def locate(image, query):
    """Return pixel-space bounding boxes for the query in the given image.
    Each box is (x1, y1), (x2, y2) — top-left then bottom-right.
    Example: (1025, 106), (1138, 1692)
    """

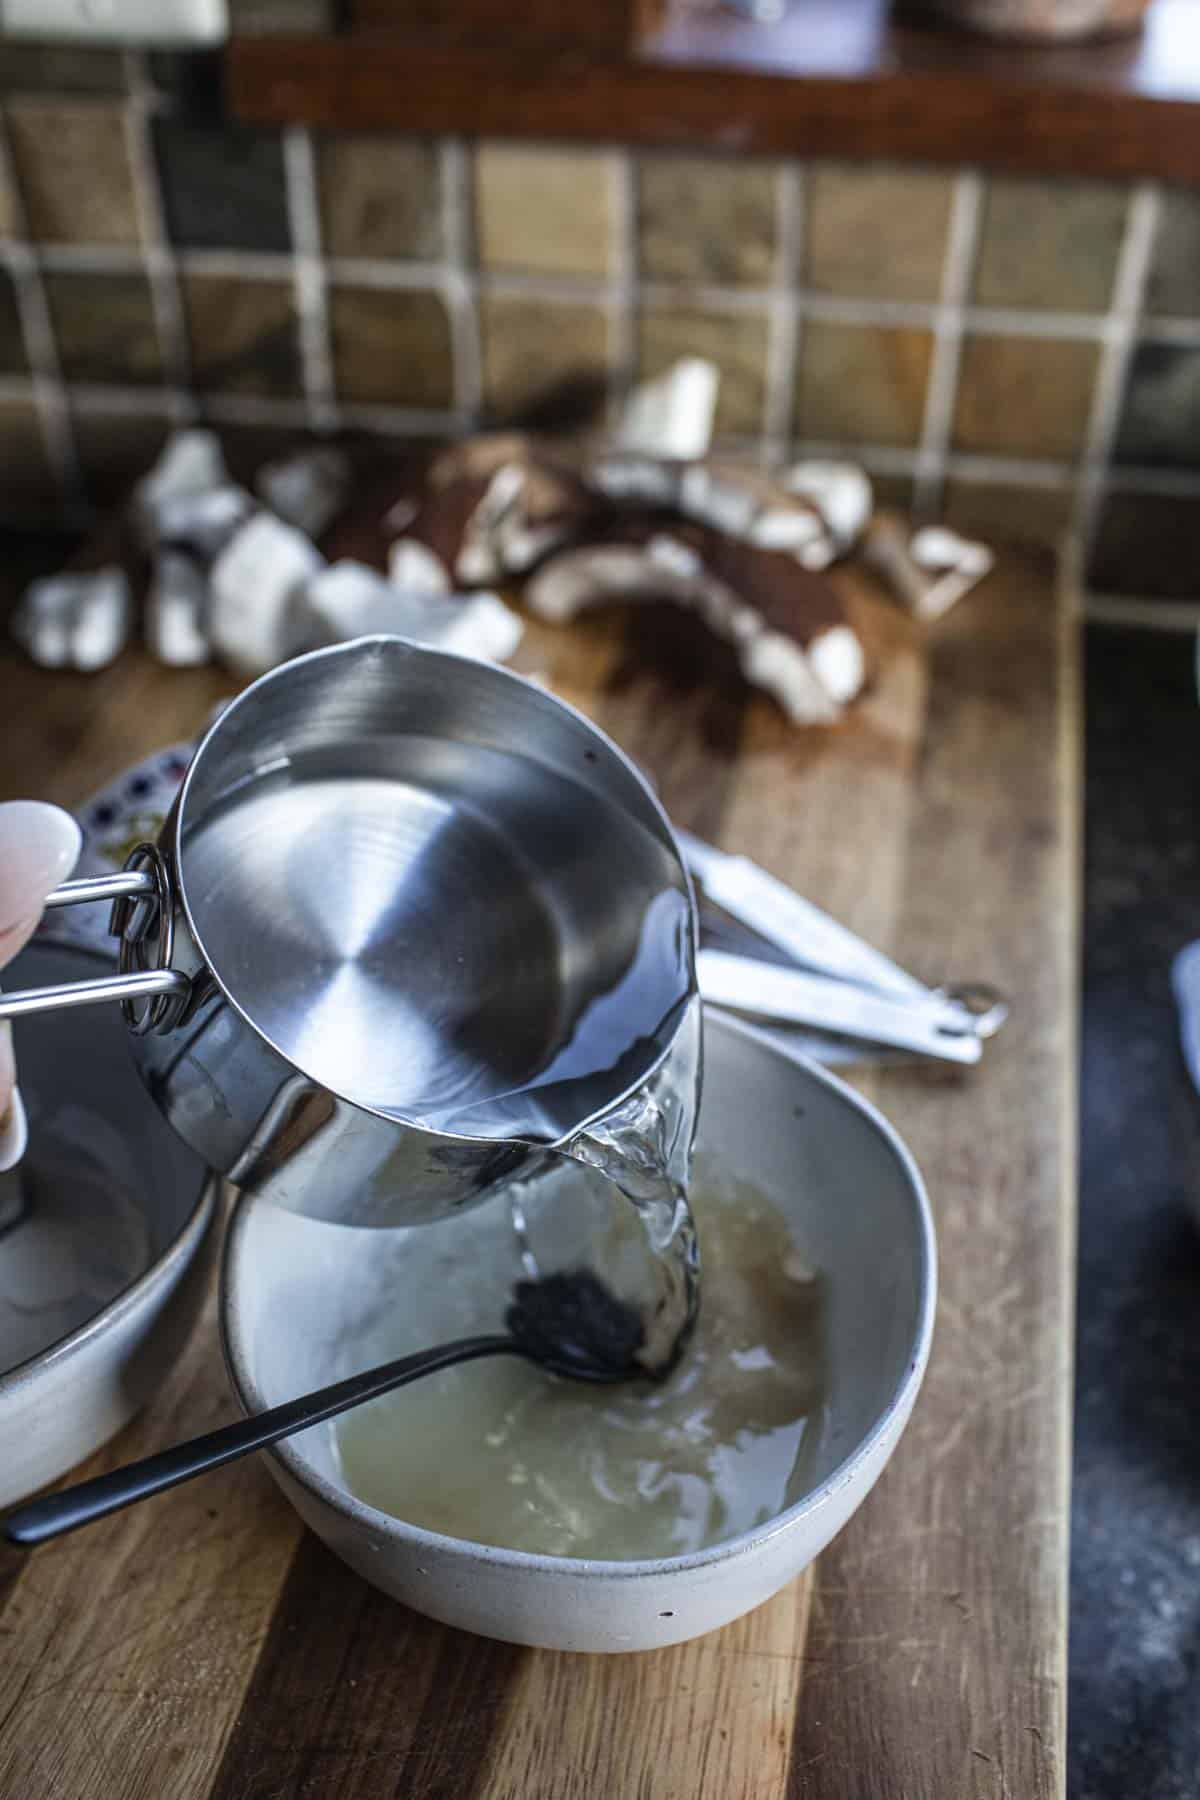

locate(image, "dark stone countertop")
(1071, 624), (1200, 1799)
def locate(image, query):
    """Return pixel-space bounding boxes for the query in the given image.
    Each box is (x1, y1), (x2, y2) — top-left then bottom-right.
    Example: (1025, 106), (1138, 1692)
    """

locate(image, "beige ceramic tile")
(182, 275), (301, 397)
(797, 320), (933, 446)
(6, 101), (140, 246)
(1144, 188), (1200, 319)
(318, 135), (441, 261)
(0, 399), (57, 511)
(44, 272), (162, 386)
(480, 293), (609, 420)
(638, 305), (768, 437)
(941, 479), (1074, 547)
(638, 153), (777, 288)
(329, 285), (454, 407)
(806, 162), (953, 302)
(973, 177), (1127, 313)
(475, 143), (614, 279)
(953, 335), (1099, 460)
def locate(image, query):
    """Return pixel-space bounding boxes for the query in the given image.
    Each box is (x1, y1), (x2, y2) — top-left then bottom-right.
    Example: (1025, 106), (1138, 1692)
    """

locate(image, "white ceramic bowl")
(0, 939), (218, 1508)
(221, 1013), (935, 1652)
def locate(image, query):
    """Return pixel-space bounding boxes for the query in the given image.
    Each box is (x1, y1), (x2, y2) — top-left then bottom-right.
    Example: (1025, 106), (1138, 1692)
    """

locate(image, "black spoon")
(3, 1269), (646, 1549)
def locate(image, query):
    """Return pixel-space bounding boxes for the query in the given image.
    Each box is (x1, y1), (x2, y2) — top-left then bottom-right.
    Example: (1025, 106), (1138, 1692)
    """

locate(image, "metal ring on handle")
(111, 844), (178, 1036)
(934, 982), (1010, 1041)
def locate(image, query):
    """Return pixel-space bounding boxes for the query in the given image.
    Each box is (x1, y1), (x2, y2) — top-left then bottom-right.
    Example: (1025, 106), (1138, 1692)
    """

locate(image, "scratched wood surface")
(0, 543), (1077, 1799)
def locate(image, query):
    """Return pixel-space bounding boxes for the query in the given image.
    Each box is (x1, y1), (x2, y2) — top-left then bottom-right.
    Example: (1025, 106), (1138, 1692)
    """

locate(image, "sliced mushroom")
(301, 559), (522, 664)
(783, 462), (874, 563)
(586, 453), (683, 512)
(388, 448), (598, 587)
(863, 513), (994, 622)
(131, 429), (230, 548)
(388, 537), (453, 597)
(152, 484), (256, 564)
(583, 457), (841, 571)
(613, 358), (719, 461)
(146, 550), (211, 667)
(256, 445), (350, 540)
(13, 567), (132, 672)
(526, 520), (864, 724)
(209, 512), (323, 676)
(436, 592), (524, 664)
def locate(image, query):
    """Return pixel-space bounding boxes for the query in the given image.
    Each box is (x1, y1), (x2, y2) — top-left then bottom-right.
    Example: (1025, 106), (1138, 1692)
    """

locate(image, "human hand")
(0, 802), (83, 1171)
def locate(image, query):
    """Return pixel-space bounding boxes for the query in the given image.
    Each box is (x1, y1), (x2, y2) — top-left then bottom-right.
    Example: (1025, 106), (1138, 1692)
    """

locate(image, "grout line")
(34, 244), (151, 273)
(1085, 592), (1200, 631)
(1072, 183), (1161, 559)
(198, 391), (471, 435)
(789, 439), (923, 477)
(283, 125), (337, 433)
(33, 380), (177, 416)
(0, 117), (83, 508)
(441, 137), (483, 423)
(122, 50), (194, 425)
(338, 401), (473, 436)
(762, 162), (804, 463)
(22, 234), (1200, 348)
(1136, 313), (1200, 346)
(1104, 460), (1200, 495)
(641, 278), (813, 318)
(943, 451), (1074, 487)
(955, 306), (1109, 342)
(16, 365), (1194, 493)
(191, 392), (312, 428)
(913, 169), (984, 514)
(608, 149), (638, 420)
(9, 360), (1200, 496)
(314, 253), (455, 292)
(178, 247), (303, 281)
(11, 373), (1200, 498)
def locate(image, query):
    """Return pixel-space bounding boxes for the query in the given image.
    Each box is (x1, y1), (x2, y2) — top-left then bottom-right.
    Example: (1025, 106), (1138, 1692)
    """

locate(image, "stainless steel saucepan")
(0, 637), (697, 1228)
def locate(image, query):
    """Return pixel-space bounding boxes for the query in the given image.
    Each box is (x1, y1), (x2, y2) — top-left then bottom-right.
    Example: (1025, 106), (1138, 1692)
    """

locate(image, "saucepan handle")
(0, 844), (191, 1034)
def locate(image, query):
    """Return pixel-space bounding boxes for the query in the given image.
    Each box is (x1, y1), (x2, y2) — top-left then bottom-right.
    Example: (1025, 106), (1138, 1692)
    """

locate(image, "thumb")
(0, 802), (83, 1171)
(0, 801), (82, 964)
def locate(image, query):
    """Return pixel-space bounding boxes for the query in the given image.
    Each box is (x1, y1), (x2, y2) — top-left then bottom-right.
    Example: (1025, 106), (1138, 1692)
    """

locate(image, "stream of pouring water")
(513, 995), (704, 1377)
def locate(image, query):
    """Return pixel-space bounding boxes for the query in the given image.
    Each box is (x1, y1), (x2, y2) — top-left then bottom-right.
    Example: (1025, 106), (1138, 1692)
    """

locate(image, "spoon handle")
(4, 1333), (517, 1547)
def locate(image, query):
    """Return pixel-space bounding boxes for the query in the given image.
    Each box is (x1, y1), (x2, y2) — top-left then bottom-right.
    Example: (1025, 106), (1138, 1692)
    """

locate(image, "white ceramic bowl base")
(222, 1013), (936, 1652)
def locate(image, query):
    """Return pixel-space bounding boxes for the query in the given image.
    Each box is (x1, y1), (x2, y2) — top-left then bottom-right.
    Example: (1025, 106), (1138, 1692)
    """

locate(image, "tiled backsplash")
(1, 41), (1199, 603)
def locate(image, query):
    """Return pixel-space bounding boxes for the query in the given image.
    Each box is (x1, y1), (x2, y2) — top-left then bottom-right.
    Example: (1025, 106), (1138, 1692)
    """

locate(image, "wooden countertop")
(0, 543), (1078, 1799)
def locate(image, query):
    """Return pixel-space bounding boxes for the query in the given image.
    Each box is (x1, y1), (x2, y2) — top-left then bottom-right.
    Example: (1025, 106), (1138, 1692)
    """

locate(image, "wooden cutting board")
(0, 543), (1077, 1800)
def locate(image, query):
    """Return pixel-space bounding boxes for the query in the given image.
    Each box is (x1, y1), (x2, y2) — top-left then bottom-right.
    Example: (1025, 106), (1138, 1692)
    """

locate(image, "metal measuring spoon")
(2, 1269), (646, 1549)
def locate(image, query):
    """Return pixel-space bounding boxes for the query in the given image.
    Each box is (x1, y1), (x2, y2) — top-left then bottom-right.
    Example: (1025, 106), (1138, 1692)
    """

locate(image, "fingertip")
(0, 802), (83, 931)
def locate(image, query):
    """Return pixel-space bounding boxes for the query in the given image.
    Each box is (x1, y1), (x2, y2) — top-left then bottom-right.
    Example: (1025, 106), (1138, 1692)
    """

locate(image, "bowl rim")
(220, 1012), (937, 1580)
(0, 935), (219, 1395)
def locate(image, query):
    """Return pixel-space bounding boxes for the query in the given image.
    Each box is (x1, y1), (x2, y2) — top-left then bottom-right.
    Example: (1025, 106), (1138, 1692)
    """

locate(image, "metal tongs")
(677, 828), (1008, 1066)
